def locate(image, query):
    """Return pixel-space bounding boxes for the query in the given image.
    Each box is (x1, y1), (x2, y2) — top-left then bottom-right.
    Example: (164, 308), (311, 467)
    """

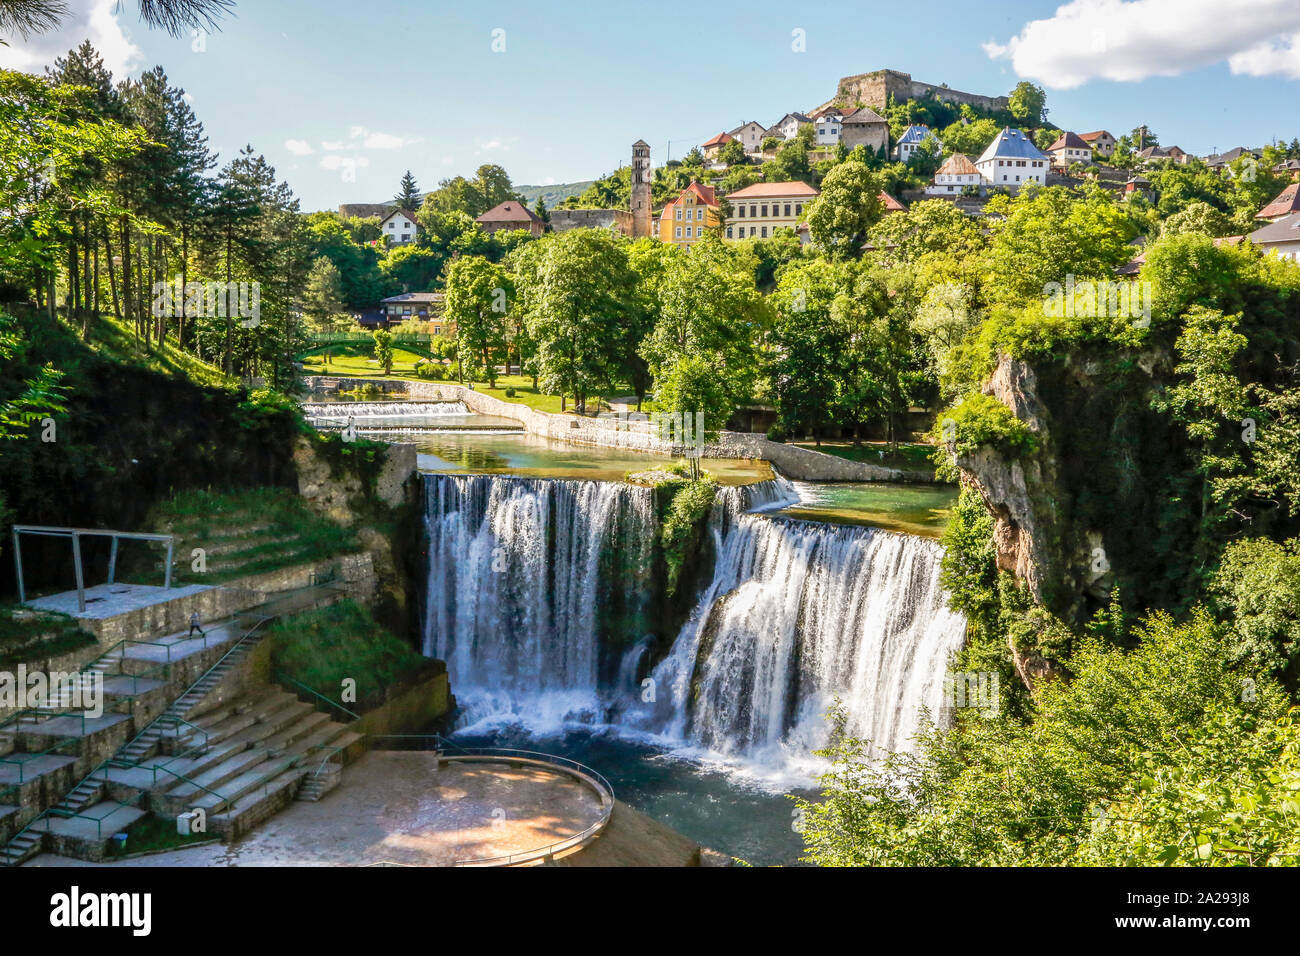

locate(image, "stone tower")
(631, 139), (652, 238)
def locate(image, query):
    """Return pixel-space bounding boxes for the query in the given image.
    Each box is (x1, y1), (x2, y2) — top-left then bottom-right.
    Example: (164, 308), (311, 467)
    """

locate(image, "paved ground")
(28, 751), (606, 867)
(27, 583), (214, 620)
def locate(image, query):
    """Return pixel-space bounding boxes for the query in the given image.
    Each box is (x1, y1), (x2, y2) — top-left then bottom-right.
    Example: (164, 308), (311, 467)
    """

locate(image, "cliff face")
(955, 346), (1181, 635)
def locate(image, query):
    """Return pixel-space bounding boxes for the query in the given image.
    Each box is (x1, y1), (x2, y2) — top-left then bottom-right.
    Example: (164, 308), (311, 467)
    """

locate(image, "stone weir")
(303, 376), (913, 483)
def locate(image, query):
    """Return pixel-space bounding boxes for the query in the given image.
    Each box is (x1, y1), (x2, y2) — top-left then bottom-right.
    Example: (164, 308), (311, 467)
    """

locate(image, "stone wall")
(549, 209), (632, 235)
(833, 69), (1008, 113)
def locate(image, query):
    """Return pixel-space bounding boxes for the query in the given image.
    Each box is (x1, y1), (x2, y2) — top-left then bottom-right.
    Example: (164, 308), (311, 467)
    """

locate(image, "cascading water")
(421, 472), (965, 780)
(302, 401), (472, 427)
(632, 483), (966, 775)
(422, 473), (656, 733)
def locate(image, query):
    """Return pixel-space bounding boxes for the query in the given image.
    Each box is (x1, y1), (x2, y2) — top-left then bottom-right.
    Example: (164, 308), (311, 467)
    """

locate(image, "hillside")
(516, 180), (593, 207)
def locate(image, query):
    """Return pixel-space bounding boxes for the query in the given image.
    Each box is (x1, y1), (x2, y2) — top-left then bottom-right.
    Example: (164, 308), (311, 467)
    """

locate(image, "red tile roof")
(1257, 183), (1300, 220)
(702, 132), (733, 148)
(1047, 131), (1090, 151)
(726, 181), (820, 199)
(879, 192), (906, 212)
(936, 153), (980, 176)
(476, 201), (541, 223)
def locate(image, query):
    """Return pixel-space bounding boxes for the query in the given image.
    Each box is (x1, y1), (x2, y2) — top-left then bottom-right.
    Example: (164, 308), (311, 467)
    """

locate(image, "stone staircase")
(101, 687), (362, 836)
(0, 582), (359, 866)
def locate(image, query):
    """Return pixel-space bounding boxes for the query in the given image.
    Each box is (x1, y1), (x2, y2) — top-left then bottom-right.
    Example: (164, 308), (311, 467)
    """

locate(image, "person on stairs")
(188, 610), (205, 638)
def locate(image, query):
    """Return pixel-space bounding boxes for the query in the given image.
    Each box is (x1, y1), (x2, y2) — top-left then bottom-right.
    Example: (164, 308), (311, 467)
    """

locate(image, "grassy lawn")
(469, 375), (626, 416)
(300, 344), (428, 378)
(794, 441), (938, 475)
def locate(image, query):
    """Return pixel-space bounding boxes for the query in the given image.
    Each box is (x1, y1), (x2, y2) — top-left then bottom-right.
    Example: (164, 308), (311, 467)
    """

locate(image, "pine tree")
(394, 169), (420, 210)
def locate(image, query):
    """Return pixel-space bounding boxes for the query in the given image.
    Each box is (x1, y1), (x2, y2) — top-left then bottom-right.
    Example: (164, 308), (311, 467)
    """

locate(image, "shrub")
(934, 392), (1038, 459)
(504, 387), (516, 398)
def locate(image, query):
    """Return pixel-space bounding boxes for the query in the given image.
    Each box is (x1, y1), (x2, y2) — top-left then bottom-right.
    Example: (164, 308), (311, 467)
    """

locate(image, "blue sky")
(5, 0), (1299, 211)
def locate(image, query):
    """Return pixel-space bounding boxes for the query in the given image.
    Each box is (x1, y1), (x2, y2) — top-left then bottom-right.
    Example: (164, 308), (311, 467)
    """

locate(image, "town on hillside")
(333, 67), (1300, 334)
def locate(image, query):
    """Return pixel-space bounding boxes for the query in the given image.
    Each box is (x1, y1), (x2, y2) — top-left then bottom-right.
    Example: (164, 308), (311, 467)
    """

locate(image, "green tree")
(1008, 82), (1047, 126)
(393, 169), (420, 210)
(804, 160), (885, 257)
(372, 327), (394, 375)
(443, 255), (510, 385)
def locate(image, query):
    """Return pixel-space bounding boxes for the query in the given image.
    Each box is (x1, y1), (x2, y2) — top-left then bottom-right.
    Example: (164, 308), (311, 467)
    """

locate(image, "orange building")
(655, 181), (721, 249)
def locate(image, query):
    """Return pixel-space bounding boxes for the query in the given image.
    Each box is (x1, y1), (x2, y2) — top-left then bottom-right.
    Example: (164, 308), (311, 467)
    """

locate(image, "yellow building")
(656, 181), (721, 249)
(723, 181), (818, 242)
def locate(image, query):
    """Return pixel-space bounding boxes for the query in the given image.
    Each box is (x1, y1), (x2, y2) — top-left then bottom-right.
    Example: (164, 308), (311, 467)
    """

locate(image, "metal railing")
(274, 672), (359, 722)
(368, 734), (616, 867)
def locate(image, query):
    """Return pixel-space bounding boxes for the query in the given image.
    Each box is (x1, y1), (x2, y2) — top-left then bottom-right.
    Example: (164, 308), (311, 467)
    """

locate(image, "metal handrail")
(274, 672), (360, 721)
(366, 735), (616, 866)
(0, 585), (346, 865)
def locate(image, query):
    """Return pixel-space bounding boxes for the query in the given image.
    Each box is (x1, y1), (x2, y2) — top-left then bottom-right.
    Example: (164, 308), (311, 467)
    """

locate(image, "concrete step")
(210, 767), (306, 836)
(188, 755), (300, 813)
(0, 828), (44, 866)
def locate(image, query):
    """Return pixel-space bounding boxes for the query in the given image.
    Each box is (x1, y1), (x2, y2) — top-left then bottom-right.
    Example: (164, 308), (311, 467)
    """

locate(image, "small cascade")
(302, 401), (472, 425)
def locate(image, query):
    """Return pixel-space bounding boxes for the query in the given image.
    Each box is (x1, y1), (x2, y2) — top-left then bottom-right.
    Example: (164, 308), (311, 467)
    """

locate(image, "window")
(676, 208), (682, 220)
(401, 234), (409, 241)
(685, 226), (692, 238)
(696, 208), (703, 220)
(675, 226), (682, 238)
(761, 226), (767, 238)
(726, 227), (733, 238)
(795, 203), (802, 215)
(738, 205), (746, 217)
(761, 204), (768, 217)
(387, 222), (394, 229)
(749, 205), (756, 217)
(749, 226), (756, 236)
(784, 203), (791, 217)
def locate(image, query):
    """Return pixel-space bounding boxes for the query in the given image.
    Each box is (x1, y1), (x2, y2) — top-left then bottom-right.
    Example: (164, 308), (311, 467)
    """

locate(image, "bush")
(934, 392), (1038, 459)
(766, 425), (786, 442)
(504, 387), (516, 398)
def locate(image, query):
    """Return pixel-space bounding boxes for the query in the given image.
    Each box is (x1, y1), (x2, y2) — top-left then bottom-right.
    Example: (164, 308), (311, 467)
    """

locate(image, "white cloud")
(319, 155), (370, 172)
(0, 0), (142, 78)
(284, 139), (314, 156)
(985, 0), (1300, 88)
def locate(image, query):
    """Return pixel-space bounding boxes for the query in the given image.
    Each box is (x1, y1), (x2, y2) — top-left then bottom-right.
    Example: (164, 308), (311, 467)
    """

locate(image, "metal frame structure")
(11, 525), (174, 611)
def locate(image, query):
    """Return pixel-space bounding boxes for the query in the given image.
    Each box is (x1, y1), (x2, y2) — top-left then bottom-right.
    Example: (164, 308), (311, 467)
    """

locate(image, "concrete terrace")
(26, 583), (215, 620)
(27, 751), (697, 867)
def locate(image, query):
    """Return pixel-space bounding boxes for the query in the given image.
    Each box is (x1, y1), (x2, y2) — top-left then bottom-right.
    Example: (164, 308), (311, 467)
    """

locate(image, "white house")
(975, 128), (1049, 190)
(1046, 131), (1093, 169)
(728, 121), (767, 154)
(1080, 130), (1116, 158)
(895, 125), (940, 163)
(813, 108), (844, 147)
(1249, 212), (1300, 262)
(379, 208), (418, 245)
(927, 153), (983, 196)
(767, 112), (812, 142)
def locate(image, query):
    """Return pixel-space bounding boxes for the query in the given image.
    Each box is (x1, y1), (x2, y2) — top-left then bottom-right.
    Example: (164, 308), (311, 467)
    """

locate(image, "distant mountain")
(516, 181), (593, 207)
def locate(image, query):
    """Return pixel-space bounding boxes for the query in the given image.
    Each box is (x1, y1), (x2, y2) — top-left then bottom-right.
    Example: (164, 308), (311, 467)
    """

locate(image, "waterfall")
(635, 486), (966, 773)
(422, 473), (656, 732)
(421, 474), (965, 780)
